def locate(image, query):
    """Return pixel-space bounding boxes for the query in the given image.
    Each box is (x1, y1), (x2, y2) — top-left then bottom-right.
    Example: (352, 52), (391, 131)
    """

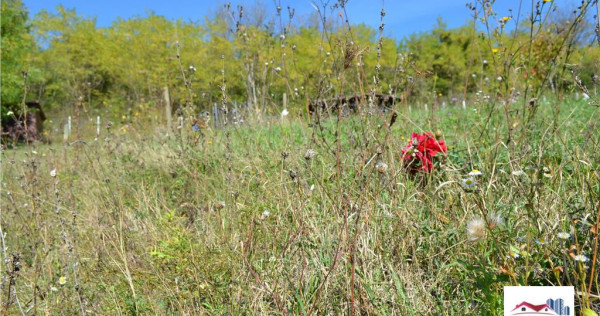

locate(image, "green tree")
(1, 0), (39, 122)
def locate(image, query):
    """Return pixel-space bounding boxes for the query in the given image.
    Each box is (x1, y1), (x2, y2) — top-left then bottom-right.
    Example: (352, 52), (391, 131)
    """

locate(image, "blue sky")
(22, 0), (529, 40)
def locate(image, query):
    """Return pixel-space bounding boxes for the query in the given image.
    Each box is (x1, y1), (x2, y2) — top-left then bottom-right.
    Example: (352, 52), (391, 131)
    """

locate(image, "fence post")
(67, 116), (72, 138)
(63, 124), (69, 142)
(163, 86), (172, 130)
(213, 103), (219, 129)
(96, 116), (100, 139)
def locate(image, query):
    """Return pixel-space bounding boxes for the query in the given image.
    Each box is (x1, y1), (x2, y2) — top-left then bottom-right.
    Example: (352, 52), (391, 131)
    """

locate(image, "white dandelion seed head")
(304, 149), (317, 160)
(487, 213), (504, 229)
(50, 169), (57, 177)
(274, 67), (282, 72)
(281, 109), (289, 117)
(375, 161), (388, 173)
(467, 217), (487, 242)
(262, 210), (270, 218)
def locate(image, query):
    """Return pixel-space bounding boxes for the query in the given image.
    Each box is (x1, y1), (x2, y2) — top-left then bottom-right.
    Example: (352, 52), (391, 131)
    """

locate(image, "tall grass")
(2, 96), (598, 314)
(2, 0), (599, 315)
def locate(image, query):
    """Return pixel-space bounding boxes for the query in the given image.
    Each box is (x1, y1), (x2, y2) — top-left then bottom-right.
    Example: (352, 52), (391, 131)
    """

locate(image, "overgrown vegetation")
(1, 0), (599, 117)
(1, 0), (599, 315)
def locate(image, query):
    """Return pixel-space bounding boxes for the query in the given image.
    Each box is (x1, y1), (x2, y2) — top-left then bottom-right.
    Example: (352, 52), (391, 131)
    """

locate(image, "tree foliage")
(1, 0), (40, 122)
(2, 2), (597, 118)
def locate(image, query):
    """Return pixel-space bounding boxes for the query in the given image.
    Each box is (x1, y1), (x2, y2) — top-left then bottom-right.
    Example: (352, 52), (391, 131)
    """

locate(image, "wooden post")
(96, 116), (100, 139)
(67, 116), (72, 137)
(163, 86), (172, 130)
(63, 124), (69, 142)
(213, 103), (219, 128)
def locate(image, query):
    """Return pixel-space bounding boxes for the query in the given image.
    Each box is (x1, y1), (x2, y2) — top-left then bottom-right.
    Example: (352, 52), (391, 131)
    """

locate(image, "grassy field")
(1, 96), (599, 315)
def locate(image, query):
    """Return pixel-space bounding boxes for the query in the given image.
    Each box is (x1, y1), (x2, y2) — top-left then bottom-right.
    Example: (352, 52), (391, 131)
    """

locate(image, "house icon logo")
(505, 287), (574, 316)
(510, 299), (570, 315)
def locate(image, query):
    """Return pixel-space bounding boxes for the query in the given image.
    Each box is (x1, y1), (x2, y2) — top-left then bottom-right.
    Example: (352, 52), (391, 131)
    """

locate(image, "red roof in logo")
(511, 301), (554, 312)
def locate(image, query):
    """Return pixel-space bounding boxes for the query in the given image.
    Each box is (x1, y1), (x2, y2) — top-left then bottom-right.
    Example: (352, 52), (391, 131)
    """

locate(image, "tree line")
(2, 0), (598, 123)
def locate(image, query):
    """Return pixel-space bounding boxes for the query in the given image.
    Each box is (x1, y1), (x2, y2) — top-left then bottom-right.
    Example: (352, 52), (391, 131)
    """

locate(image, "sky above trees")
(23, 0), (518, 40)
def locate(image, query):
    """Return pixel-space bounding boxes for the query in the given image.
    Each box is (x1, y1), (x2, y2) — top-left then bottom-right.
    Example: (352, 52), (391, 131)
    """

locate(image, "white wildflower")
(461, 177), (477, 189)
(574, 254), (588, 263)
(511, 170), (525, 176)
(468, 169), (483, 176)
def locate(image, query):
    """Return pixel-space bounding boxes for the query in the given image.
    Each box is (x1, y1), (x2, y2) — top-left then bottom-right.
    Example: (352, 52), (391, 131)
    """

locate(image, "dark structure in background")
(1, 102), (46, 144)
(308, 93), (401, 116)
